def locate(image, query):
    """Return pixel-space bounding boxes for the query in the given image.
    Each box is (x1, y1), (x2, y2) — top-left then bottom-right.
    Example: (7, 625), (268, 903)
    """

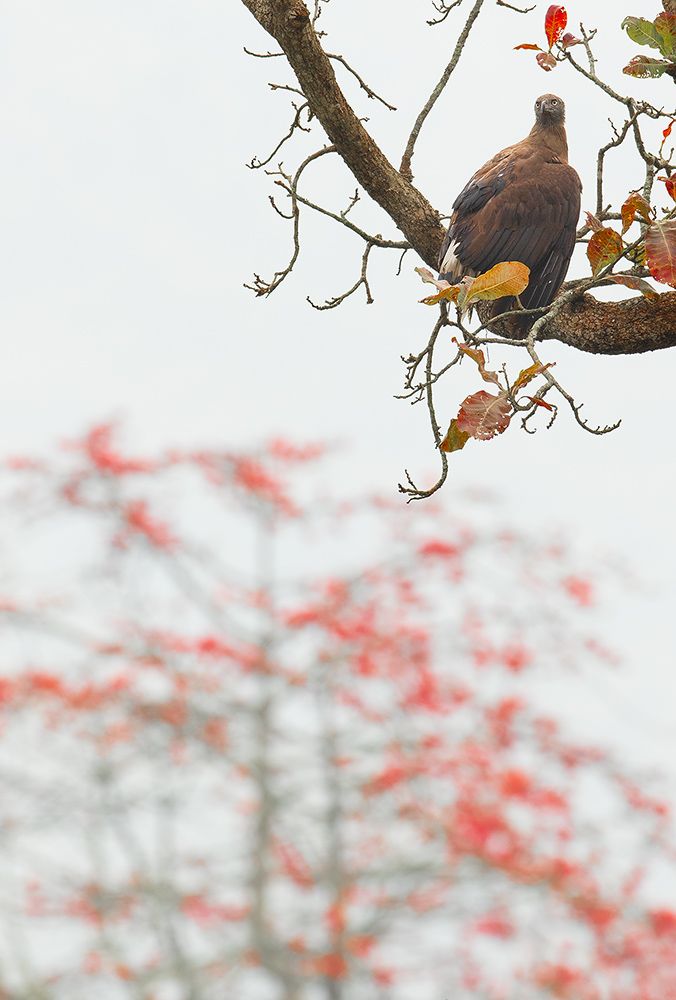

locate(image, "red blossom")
(474, 908), (514, 938)
(79, 423), (153, 475)
(273, 839), (314, 888)
(563, 575), (594, 606)
(180, 894), (249, 925)
(119, 499), (176, 549)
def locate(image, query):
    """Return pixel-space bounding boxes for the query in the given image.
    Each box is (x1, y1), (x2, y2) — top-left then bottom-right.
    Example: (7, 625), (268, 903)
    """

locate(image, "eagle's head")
(534, 93), (566, 126)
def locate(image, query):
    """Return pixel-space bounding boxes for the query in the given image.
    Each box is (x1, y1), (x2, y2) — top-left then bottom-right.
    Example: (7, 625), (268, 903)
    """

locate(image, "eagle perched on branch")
(439, 94), (581, 315)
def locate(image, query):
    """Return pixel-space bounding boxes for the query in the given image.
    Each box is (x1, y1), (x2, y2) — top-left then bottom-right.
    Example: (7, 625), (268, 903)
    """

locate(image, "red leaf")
(514, 43), (543, 51)
(456, 391), (512, 441)
(645, 219), (676, 286)
(545, 5), (567, 49)
(663, 119), (675, 141)
(658, 175), (676, 202)
(607, 274), (659, 300)
(560, 32), (582, 49)
(587, 227), (624, 276)
(536, 51), (557, 71)
(524, 395), (555, 412)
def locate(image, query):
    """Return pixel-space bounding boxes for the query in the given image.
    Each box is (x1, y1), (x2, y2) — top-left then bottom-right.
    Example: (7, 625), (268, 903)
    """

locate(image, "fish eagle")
(439, 94), (581, 315)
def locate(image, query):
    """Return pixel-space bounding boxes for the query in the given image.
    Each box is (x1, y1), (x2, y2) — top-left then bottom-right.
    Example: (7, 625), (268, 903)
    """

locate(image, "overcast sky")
(0, 1), (674, 767)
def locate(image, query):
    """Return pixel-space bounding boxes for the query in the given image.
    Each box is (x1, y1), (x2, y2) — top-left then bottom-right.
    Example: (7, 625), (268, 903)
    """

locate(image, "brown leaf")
(536, 51), (558, 71)
(514, 43), (543, 50)
(645, 219), (676, 286)
(587, 228), (624, 276)
(456, 391), (512, 441)
(623, 55), (673, 78)
(607, 274), (659, 300)
(453, 340), (501, 386)
(584, 211), (604, 233)
(462, 261), (530, 310)
(512, 361), (554, 393)
(440, 419), (470, 454)
(545, 5), (567, 48)
(415, 266), (450, 292)
(560, 32), (582, 48)
(621, 191), (652, 233)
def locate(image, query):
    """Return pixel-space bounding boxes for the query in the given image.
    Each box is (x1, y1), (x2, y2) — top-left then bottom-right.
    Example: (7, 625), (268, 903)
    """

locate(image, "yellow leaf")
(462, 262), (531, 308)
(420, 285), (461, 306)
(512, 361), (554, 393)
(440, 419), (470, 454)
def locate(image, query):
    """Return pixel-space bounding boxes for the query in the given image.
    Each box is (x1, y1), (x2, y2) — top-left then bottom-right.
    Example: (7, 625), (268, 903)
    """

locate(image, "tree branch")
(240, 0), (445, 267)
(241, 0), (676, 355)
(478, 286), (676, 355)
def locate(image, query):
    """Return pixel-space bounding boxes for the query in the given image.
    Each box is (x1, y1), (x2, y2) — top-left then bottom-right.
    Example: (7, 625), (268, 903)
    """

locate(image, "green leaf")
(623, 55), (673, 78)
(621, 16), (663, 51)
(655, 13), (676, 58)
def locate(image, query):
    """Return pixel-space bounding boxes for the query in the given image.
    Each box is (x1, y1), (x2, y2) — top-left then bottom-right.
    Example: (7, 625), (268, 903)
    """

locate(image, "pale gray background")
(0, 2), (674, 768)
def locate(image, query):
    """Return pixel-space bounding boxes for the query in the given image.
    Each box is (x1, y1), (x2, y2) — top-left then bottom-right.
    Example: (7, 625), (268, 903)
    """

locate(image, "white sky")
(0, 1), (674, 767)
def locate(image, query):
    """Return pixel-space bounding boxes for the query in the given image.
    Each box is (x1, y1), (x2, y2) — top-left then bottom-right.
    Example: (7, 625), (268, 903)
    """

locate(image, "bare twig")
(496, 0), (535, 11)
(399, 311), (459, 501)
(245, 146), (336, 296)
(307, 241), (375, 309)
(326, 53), (397, 111)
(400, 0), (487, 181)
(427, 0), (464, 27)
(247, 101), (311, 170)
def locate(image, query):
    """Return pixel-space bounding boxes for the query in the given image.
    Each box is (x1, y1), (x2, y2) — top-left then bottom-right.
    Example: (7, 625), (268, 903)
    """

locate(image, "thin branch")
(326, 53), (397, 111)
(245, 146), (336, 296)
(247, 101), (311, 170)
(596, 111), (640, 216)
(307, 241), (375, 309)
(399, 311), (457, 501)
(400, 0), (487, 181)
(243, 46), (284, 58)
(496, 0), (535, 11)
(427, 0), (464, 27)
(285, 186), (409, 249)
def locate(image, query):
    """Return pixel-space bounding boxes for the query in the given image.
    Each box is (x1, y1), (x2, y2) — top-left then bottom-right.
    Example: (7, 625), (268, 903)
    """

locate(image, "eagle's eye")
(550, 99), (559, 106)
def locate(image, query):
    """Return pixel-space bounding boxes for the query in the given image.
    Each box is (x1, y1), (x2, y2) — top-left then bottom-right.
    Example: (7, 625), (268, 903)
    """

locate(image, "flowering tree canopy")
(0, 425), (673, 999)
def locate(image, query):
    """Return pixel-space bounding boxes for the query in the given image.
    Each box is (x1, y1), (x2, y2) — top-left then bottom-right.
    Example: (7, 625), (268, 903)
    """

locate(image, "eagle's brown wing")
(439, 144), (581, 311)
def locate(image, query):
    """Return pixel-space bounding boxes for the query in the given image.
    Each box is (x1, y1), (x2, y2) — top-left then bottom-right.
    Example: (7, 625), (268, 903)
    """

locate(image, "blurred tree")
(0, 425), (673, 999)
